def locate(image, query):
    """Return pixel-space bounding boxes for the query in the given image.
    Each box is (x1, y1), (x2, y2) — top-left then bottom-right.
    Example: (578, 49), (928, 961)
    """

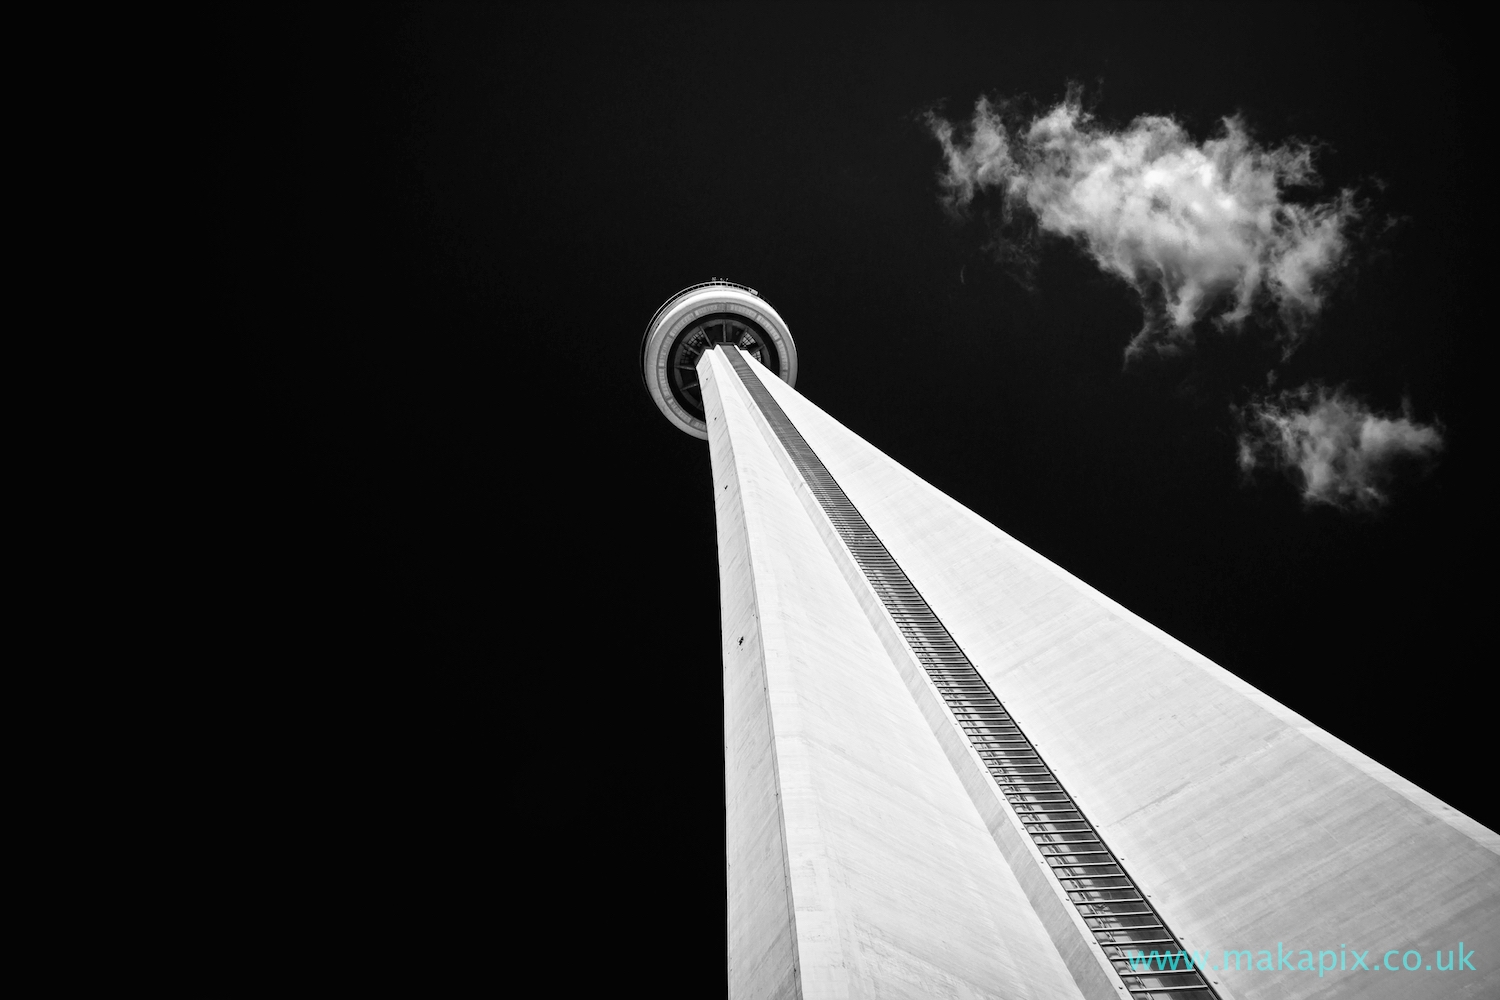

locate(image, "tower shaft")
(704, 344), (1500, 1000)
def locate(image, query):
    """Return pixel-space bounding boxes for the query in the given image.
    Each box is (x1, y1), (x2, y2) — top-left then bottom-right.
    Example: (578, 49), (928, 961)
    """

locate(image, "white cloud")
(1237, 385), (1443, 509)
(929, 95), (1357, 357)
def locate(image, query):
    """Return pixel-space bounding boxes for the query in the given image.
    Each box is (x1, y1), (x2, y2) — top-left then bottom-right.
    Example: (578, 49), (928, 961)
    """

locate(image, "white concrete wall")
(704, 349), (1087, 1000)
(706, 358), (803, 1000)
(741, 353), (1500, 1000)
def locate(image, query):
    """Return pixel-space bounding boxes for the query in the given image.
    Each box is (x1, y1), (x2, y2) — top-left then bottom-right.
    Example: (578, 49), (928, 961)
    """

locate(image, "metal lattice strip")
(725, 348), (1217, 1000)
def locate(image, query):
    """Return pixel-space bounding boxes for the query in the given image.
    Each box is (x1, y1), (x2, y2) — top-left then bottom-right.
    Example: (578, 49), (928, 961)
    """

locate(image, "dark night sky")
(229, 3), (1487, 980)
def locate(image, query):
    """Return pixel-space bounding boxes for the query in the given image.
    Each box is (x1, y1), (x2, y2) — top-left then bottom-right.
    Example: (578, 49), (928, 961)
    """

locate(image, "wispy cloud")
(1236, 385), (1443, 509)
(928, 94), (1357, 358)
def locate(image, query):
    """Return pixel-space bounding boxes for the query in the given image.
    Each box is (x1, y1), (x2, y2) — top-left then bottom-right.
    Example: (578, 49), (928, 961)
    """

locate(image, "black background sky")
(230, 3), (1486, 982)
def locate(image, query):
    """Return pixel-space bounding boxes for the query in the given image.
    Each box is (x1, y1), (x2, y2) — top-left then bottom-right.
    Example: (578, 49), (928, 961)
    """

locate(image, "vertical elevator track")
(725, 348), (1218, 1000)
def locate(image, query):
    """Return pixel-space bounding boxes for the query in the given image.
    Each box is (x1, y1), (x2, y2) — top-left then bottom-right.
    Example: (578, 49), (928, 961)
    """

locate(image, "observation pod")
(640, 280), (797, 439)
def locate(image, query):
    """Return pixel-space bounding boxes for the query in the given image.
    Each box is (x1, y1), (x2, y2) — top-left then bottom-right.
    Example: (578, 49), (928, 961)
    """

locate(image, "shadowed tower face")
(642, 281), (1500, 1000)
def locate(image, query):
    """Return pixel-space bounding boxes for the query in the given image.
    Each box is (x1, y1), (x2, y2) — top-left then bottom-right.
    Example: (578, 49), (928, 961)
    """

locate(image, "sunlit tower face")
(640, 280), (797, 440)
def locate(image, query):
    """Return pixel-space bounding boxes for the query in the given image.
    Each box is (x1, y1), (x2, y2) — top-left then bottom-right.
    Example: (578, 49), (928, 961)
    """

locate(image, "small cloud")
(927, 93), (1358, 358)
(1236, 385), (1443, 509)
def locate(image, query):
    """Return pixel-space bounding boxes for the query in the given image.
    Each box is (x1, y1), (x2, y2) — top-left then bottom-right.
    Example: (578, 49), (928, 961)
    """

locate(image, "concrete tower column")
(642, 281), (1500, 1000)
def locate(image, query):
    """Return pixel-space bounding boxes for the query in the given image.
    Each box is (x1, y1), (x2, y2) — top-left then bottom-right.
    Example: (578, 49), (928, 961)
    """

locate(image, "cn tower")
(642, 280), (1499, 1000)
